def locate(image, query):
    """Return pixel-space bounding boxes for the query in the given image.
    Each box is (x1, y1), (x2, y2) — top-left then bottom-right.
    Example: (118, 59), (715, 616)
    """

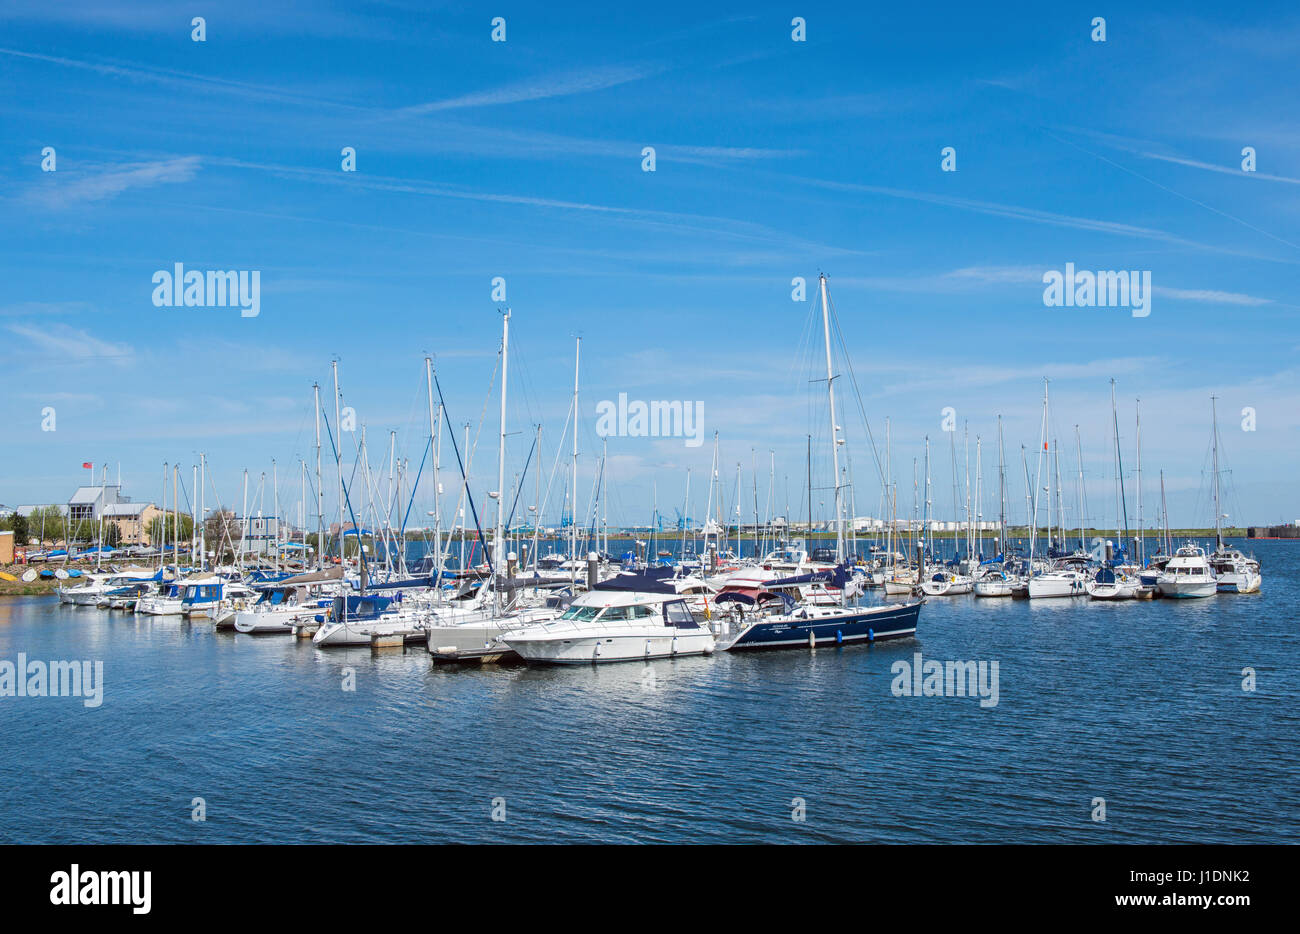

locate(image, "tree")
(25, 506), (65, 544)
(204, 511), (242, 562)
(148, 513), (194, 548)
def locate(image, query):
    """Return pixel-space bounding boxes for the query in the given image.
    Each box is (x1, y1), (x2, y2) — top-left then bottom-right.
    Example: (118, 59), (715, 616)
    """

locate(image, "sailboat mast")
(571, 338), (580, 575)
(425, 357), (442, 583)
(272, 458), (279, 573)
(1211, 395), (1222, 550)
(313, 383), (323, 569)
(1135, 398), (1144, 564)
(818, 274), (844, 562)
(1031, 378), (1048, 563)
(198, 452), (206, 570)
(332, 361), (343, 567)
(1074, 426), (1085, 554)
(996, 416), (1006, 555)
(495, 310), (511, 593)
(1160, 469), (1171, 555)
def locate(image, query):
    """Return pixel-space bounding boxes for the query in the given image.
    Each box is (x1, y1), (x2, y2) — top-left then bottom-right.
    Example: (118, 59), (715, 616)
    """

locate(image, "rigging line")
(433, 370), (493, 578)
(439, 350), (500, 562)
(398, 435), (433, 553)
(826, 287), (886, 489)
(504, 433), (537, 532)
(320, 407), (371, 585)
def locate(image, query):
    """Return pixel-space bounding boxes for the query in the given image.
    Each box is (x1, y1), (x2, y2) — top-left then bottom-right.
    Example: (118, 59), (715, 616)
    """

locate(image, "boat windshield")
(559, 605), (603, 622)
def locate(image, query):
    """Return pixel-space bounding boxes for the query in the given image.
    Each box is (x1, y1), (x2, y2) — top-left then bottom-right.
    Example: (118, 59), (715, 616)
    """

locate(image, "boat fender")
(868, 628), (874, 642)
(836, 630), (843, 645)
(808, 630), (816, 648)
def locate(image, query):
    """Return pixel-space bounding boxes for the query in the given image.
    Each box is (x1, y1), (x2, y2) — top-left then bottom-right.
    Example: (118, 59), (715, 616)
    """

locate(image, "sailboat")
(1204, 397), (1262, 593)
(423, 313), (565, 662)
(714, 275), (922, 651)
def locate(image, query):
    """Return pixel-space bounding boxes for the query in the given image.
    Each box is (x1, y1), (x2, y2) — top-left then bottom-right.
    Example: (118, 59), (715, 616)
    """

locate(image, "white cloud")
(25, 156), (200, 210)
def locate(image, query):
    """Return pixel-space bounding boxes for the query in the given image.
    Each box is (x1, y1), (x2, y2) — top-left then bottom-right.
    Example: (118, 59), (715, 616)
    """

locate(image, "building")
(67, 484), (126, 522)
(104, 502), (163, 546)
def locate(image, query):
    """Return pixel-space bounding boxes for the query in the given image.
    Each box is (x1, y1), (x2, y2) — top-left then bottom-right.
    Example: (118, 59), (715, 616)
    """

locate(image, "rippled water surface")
(2, 539), (1297, 843)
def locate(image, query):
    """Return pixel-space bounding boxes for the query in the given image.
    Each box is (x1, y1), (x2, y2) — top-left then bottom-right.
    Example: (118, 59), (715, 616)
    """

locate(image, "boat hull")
(1157, 579), (1217, 598)
(1028, 575), (1085, 598)
(505, 629), (715, 665)
(721, 600), (921, 651)
(973, 579), (1014, 597)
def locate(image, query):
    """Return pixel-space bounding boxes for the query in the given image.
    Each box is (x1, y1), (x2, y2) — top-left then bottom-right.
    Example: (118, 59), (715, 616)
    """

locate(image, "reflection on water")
(1, 540), (1296, 843)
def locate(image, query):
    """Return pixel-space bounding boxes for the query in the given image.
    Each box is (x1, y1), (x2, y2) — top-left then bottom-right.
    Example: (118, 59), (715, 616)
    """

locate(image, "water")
(2, 539), (1296, 843)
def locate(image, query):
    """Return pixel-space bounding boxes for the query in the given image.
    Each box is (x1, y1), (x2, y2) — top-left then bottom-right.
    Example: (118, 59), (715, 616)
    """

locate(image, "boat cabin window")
(559, 604), (602, 622)
(663, 600), (698, 629)
(629, 604), (657, 619)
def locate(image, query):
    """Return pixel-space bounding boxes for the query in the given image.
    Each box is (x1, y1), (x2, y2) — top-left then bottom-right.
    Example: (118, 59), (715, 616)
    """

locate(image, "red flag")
(82, 462), (93, 469)
(1042, 442), (1048, 451)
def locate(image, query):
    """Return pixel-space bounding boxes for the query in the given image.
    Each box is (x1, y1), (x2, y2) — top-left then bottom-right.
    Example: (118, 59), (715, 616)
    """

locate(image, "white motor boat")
(1157, 543), (1218, 598)
(1209, 548), (1261, 594)
(501, 591), (714, 665)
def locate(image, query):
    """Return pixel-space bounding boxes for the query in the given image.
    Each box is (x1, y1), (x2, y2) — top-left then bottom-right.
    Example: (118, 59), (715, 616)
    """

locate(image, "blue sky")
(2, 1), (1297, 533)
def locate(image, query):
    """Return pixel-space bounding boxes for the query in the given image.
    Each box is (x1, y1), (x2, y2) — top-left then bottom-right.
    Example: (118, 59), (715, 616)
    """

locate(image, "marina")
(0, 1), (1294, 889)
(0, 535), (1293, 844)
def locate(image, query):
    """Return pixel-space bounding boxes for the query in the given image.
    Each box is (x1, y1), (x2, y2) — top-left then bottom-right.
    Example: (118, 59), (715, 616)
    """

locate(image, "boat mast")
(272, 458), (279, 574)
(97, 464), (105, 570)
(964, 422), (972, 562)
(923, 436), (932, 562)
(1135, 398), (1144, 565)
(818, 274), (845, 563)
(570, 338), (580, 581)
(530, 423), (541, 572)
(1073, 426), (1085, 554)
(1031, 378), (1048, 564)
(1211, 395), (1222, 551)
(425, 358), (442, 584)
(495, 310), (511, 611)
(996, 416), (1006, 555)
(199, 452), (206, 570)
(172, 464), (179, 573)
(1053, 439), (1063, 550)
(313, 383), (323, 569)
(1110, 378), (1130, 550)
(160, 462), (167, 571)
(680, 467), (690, 558)
(332, 360), (344, 568)
(1159, 469), (1171, 555)
(241, 468), (249, 571)
(885, 418), (892, 567)
(974, 435), (983, 561)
